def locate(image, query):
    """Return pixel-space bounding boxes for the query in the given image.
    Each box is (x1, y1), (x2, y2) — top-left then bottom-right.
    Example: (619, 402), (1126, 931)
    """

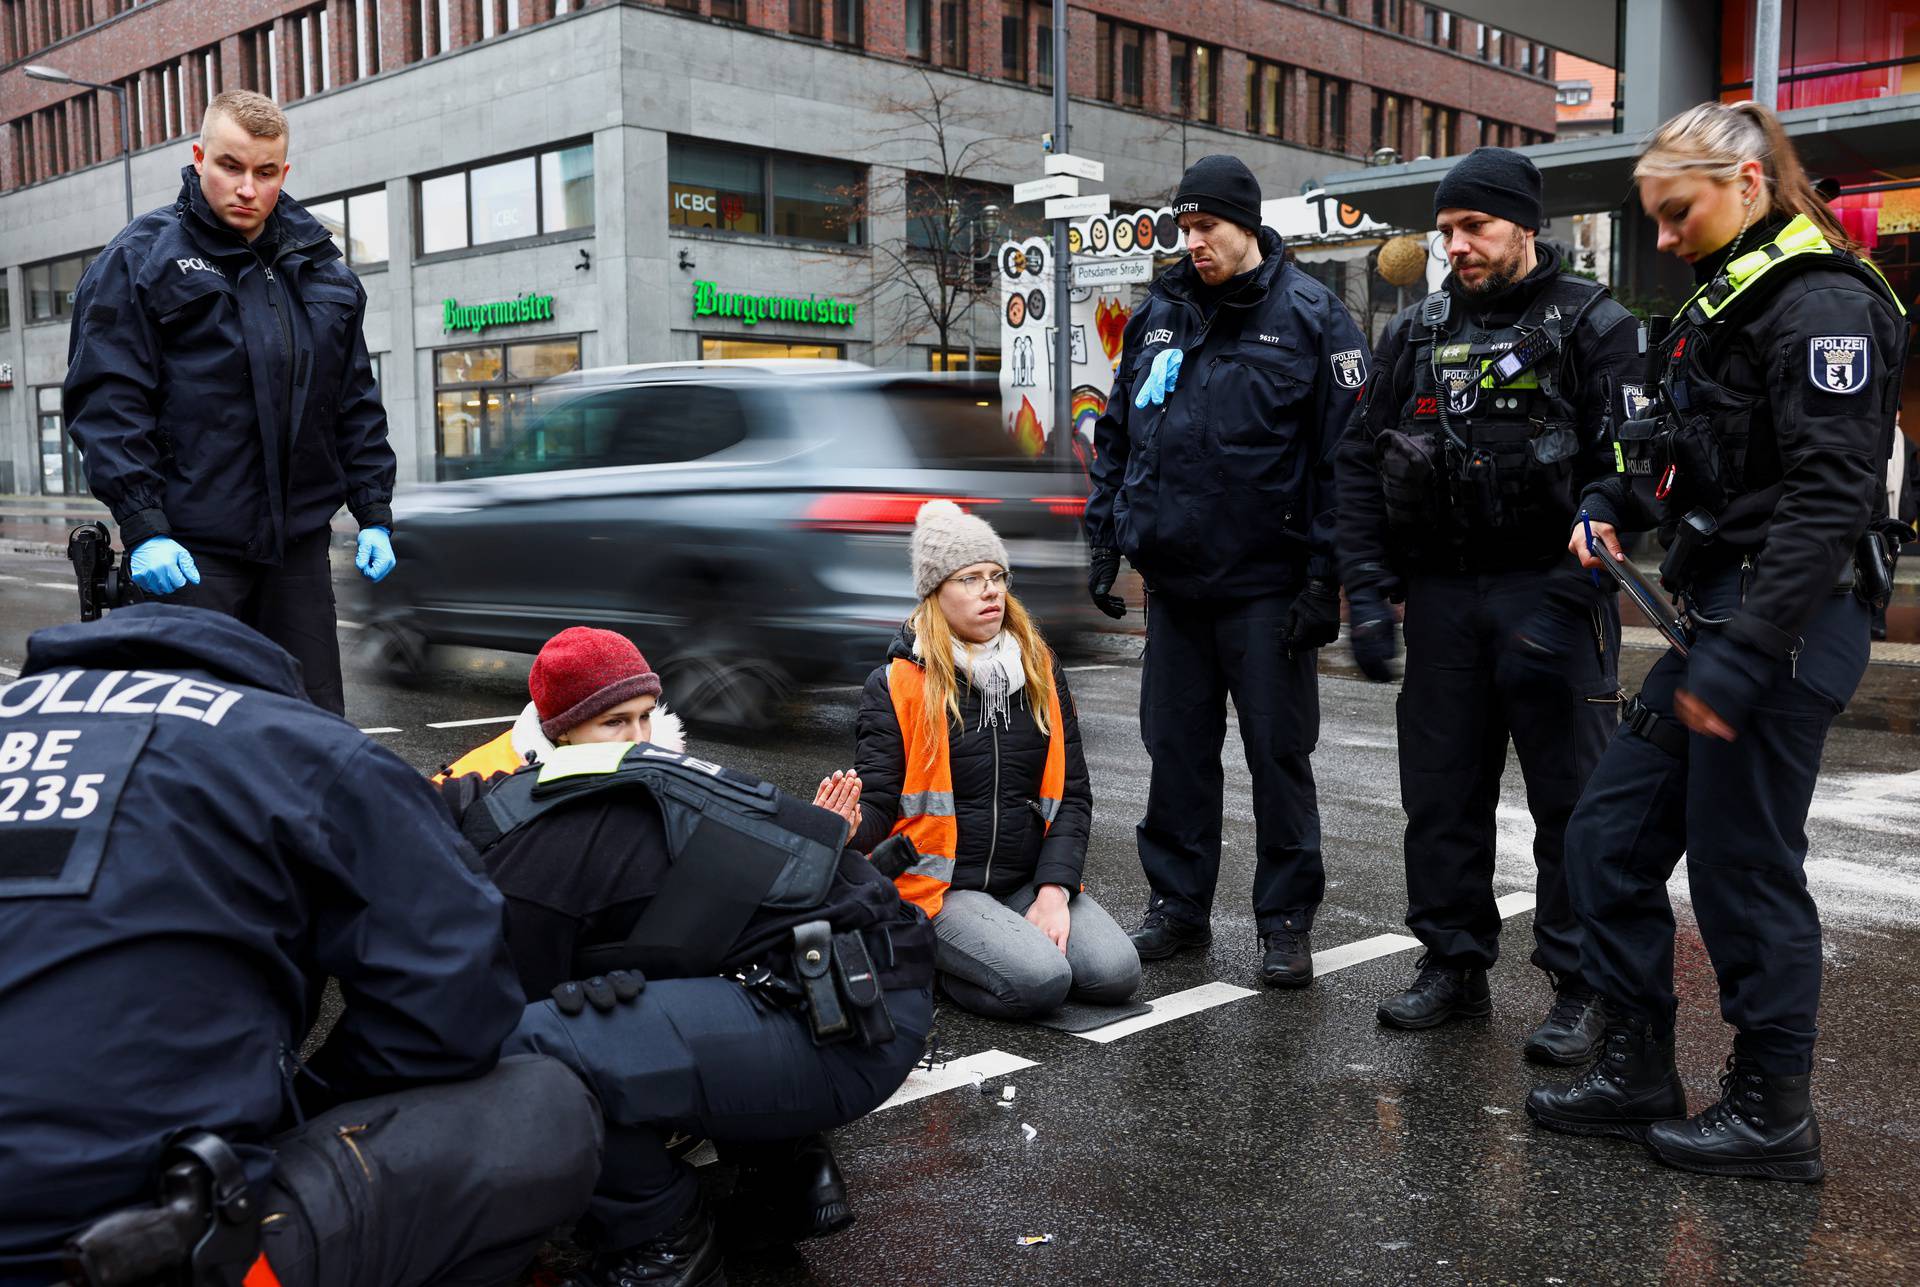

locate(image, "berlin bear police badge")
(1809, 336), (1868, 394)
(1331, 349), (1365, 390)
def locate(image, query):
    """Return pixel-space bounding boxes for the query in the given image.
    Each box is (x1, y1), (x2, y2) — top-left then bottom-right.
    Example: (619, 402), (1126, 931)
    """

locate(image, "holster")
(1622, 695), (1688, 758)
(1658, 508), (1719, 594)
(1854, 518), (1909, 611)
(789, 920), (898, 1048)
(792, 920), (850, 1044)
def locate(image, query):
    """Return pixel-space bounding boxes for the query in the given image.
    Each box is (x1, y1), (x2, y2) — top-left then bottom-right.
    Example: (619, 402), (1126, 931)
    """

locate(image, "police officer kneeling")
(0, 605), (601, 1287)
(1337, 148), (1639, 1060)
(440, 661), (935, 1287)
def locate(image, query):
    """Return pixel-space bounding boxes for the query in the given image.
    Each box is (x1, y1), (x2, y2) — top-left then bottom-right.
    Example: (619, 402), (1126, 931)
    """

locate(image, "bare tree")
(834, 71), (1022, 361)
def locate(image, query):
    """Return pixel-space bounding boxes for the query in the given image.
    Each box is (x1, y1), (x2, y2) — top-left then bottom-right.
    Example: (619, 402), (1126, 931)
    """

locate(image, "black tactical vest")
(463, 742), (848, 978)
(1618, 214), (1905, 523)
(1378, 273), (1610, 537)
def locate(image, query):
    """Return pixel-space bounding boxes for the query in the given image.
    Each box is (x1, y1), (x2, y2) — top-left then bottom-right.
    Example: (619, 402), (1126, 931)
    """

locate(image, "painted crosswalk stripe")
(0, 665), (17, 677)
(1313, 932), (1423, 974)
(1064, 663), (1119, 672)
(358, 726), (402, 735)
(425, 715), (518, 729)
(1073, 981), (1259, 1044)
(876, 1049), (1039, 1110)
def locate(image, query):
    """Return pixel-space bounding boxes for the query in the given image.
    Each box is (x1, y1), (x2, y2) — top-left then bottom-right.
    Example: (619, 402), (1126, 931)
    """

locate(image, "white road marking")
(425, 715), (517, 729)
(358, 726), (402, 735)
(1064, 663), (1119, 672)
(0, 573), (22, 581)
(34, 582), (71, 591)
(876, 1049), (1039, 1109)
(337, 619), (364, 630)
(1073, 981), (1258, 1044)
(1313, 932), (1423, 973)
(0, 665), (18, 677)
(1495, 891), (1538, 917)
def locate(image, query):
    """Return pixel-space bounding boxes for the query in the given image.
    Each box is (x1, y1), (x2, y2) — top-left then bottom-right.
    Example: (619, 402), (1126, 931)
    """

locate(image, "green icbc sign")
(692, 280), (855, 328)
(443, 293), (556, 335)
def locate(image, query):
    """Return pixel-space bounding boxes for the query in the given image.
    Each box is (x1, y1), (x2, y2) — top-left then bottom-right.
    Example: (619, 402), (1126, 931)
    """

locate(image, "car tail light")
(798, 493), (1002, 532)
(1033, 496), (1088, 519)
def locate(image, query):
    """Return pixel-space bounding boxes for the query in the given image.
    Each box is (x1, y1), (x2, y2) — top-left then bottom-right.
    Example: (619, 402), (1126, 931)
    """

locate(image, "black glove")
(552, 970), (646, 1016)
(1283, 578), (1342, 655)
(1088, 546), (1126, 619)
(1346, 585), (1398, 683)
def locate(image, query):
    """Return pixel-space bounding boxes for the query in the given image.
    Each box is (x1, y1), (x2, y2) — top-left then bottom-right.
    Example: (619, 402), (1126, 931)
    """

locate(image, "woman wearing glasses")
(849, 500), (1140, 1020)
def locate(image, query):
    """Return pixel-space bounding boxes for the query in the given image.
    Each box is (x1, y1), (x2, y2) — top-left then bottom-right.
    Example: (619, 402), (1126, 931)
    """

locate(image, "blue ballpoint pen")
(1580, 510), (1603, 588)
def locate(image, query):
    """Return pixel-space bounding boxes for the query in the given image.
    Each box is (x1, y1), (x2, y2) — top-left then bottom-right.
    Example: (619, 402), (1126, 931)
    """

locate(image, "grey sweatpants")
(934, 884), (1142, 1020)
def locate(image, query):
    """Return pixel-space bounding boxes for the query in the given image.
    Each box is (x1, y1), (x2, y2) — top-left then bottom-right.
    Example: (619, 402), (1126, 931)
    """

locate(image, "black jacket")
(0, 605), (520, 1270)
(64, 167), (395, 562)
(1084, 227), (1369, 598)
(1582, 219), (1909, 728)
(1336, 241), (1642, 585)
(851, 624), (1092, 896)
(446, 763), (935, 1000)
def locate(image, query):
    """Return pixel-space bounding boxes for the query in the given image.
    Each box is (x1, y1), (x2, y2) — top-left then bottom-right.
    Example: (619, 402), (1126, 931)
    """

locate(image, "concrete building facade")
(1, 0), (1562, 493)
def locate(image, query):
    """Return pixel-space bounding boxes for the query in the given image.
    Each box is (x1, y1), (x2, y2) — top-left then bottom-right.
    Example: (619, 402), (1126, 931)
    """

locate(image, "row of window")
(0, 0), (145, 65)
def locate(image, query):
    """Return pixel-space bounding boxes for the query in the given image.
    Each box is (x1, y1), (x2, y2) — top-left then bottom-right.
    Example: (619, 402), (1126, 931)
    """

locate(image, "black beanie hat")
(1432, 147), (1544, 230)
(1172, 155), (1263, 233)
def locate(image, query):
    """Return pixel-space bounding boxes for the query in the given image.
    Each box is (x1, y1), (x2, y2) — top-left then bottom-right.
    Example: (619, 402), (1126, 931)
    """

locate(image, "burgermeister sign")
(692, 280), (855, 328)
(443, 293), (556, 335)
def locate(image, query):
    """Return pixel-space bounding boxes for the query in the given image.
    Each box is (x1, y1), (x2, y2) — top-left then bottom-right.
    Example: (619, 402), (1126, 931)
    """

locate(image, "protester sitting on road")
(436, 628), (933, 1287)
(847, 500), (1140, 1021)
(0, 604), (601, 1287)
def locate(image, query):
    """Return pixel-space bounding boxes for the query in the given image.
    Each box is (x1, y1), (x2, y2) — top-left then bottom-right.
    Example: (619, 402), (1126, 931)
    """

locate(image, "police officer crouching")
(1528, 102), (1908, 1181)
(437, 634), (935, 1287)
(0, 605), (601, 1287)
(1337, 148), (1641, 1061)
(1085, 156), (1369, 986)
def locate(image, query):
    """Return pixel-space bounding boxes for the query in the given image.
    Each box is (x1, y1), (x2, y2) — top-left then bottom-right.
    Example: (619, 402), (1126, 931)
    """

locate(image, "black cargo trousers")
(169, 530), (345, 716)
(258, 1055), (603, 1287)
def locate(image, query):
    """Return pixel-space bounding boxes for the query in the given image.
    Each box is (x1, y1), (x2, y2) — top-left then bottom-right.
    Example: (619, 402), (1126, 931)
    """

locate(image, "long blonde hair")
(908, 591), (1056, 767)
(1633, 100), (1858, 253)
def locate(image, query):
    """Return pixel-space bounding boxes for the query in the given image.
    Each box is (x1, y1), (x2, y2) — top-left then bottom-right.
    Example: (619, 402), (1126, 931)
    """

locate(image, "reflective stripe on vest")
(886, 654), (1067, 919)
(1680, 214), (1907, 326)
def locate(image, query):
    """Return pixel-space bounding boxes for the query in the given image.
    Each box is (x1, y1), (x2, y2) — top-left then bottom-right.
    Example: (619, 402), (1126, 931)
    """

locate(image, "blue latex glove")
(355, 526), (396, 582)
(1132, 347), (1183, 408)
(129, 537), (200, 595)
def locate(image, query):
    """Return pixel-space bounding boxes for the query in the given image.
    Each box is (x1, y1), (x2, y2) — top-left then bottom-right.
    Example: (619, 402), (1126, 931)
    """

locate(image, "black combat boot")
(568, 1199), (726, 1287)
(1523, 978), (1607, 1066)
(1376, 956), (1491, 1029)
(1129, 902), (1212, 961)
(1644, 1053), (1824, 1182)
(1259, 925), (1312, 989)
(1526, 1019), (1687, 1142)
(730, 1133), (854, 1241)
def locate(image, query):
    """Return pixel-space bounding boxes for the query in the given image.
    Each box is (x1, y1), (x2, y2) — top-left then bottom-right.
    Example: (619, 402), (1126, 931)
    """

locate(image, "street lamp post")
(24, 63), (134, 228)
(962, 203), (1001, 374)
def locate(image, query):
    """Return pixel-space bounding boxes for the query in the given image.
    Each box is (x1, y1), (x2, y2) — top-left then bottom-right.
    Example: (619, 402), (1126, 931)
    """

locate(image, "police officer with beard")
(1085, 156), (1369, 987)
(1336, 149), (1641, 1062)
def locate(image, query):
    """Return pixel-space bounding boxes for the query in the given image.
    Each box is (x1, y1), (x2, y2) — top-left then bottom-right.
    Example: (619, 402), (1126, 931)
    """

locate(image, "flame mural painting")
(997, 236), (1138, 465)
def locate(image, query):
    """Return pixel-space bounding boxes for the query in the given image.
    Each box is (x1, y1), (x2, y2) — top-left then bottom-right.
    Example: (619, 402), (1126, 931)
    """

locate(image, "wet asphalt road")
(4, 544), (1920, 1285)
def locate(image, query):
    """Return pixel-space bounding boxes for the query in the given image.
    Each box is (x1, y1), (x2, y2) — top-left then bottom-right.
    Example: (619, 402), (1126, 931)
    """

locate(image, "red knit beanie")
(529, 627), (663, 741)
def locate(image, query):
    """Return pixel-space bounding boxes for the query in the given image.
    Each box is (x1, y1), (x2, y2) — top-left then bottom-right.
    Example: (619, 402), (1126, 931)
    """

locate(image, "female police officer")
(1526, 101), (1906, 1181)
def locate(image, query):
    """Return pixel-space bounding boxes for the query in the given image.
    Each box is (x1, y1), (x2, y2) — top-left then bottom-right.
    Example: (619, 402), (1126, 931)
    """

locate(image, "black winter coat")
(851, 624), (1092, 897)
(1084, 226), (1369, 598)
(64, 167), (395, 562)
(0, 605), (520, 1270)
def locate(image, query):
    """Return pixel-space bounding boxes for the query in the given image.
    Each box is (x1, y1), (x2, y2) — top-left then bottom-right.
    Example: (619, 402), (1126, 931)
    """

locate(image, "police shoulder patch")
(1330, 349), (1366, 389)
(1809, 335), (1869, 394)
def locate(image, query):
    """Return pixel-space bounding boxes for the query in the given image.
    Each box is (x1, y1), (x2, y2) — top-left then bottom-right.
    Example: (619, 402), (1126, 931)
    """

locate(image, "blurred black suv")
(359, 362), (1093, 729)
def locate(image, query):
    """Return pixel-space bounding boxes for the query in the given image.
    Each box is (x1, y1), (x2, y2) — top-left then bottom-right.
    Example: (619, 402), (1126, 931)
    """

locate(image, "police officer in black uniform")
(65, 91), (396, 716)
(1527, 102), (1908, 1181)
(1337, 148), (1640, 1061)
(1085, 155), (1368, 987)
(0, 604), (601, 1286)
(442, 743), (936, 1287)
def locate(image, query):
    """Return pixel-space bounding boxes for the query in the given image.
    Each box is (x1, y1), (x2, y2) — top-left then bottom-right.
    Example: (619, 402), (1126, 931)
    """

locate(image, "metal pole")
(111, 83), (132, 227)
(1050, 0), (1071, 463)
(1752, 0), (1782, 109)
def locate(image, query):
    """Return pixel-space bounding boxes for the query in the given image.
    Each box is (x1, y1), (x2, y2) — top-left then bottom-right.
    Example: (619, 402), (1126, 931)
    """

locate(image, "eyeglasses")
(946, 569), (1012, 595)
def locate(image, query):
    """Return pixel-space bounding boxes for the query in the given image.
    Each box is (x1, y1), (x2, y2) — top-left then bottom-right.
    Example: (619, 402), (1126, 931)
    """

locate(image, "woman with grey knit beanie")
(847, 500), (1140, 1020)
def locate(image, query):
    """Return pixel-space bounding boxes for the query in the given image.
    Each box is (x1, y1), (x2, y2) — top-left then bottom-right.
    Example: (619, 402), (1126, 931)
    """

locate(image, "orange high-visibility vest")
(885, 655), (1066, 919)
(431, 729), (526, 784)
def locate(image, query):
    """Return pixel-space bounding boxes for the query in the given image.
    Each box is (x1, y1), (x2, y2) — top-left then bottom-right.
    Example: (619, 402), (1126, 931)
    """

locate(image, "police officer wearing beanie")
(1335, 147), (1641, 1060)
(1085, 155), (1369, 987)
(63, 91), (396, 716)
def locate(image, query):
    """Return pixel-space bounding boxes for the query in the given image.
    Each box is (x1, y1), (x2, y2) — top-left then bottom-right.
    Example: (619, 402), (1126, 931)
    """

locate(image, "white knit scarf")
(914, 629), (1026, 730)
